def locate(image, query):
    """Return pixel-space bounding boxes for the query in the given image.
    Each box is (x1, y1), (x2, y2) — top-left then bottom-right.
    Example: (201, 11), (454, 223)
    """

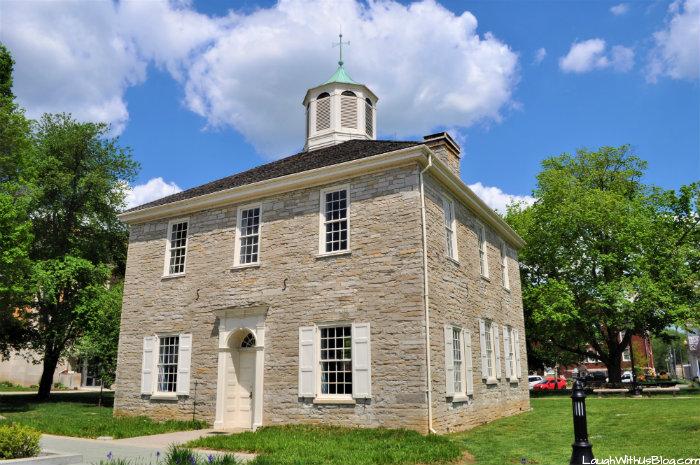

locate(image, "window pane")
(168, 221), (188, 275)
(238, 207), (261, 264)
(320, 326), (352, 395)
(157, 335), (179, 392)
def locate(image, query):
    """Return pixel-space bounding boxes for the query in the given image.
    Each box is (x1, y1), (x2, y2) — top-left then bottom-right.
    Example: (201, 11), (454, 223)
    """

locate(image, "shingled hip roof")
(126, 139), (420, 213)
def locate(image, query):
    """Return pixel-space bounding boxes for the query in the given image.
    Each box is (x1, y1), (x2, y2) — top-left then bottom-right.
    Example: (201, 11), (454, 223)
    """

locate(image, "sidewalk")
(40, 430), (255, 464)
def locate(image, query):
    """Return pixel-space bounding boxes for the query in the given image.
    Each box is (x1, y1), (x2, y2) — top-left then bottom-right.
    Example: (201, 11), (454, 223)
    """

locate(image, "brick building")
(114, 61), (529, 433)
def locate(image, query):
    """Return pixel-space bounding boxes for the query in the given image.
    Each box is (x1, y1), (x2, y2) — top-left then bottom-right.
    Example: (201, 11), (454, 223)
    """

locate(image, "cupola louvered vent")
(316, 96), (331, 131)
(340, 93), (357, 129)
(365, 99), (373, 137)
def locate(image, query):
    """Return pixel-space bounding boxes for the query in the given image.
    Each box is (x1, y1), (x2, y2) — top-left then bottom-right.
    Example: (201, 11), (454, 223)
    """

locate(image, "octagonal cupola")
(303, 35), (378, 151)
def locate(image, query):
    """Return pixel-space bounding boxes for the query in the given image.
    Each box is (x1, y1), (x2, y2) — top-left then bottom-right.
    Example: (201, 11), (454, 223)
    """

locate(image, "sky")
(1, 0), (698, 212)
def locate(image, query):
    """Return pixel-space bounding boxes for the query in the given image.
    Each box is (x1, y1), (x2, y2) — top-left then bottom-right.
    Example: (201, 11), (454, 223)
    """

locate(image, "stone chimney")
(423, 132), (461, 177)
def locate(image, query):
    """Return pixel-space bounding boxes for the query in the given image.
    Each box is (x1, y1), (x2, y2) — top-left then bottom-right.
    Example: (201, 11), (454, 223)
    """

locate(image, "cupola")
(303, 34), (378, 151)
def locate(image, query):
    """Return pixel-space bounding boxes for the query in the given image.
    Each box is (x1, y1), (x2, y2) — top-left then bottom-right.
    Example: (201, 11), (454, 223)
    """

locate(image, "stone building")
(114, 58), (529, 434)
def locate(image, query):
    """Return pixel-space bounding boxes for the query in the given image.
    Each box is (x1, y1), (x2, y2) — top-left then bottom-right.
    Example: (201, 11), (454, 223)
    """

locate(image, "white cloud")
(647, 0), (700, 83)
(125, 177), (182, 209)
(610, 3), (630, 16)
(1, 0), (519, 157)
(468, 182), (535, 214)
(559, 39), (634, 73)
(533, 47), (547, 64)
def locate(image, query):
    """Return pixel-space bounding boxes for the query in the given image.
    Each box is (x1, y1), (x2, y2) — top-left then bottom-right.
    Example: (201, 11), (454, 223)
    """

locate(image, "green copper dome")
(324, 65), (358, 85)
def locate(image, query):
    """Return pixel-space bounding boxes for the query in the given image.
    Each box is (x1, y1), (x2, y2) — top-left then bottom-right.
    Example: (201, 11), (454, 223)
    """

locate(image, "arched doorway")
(224, 329), (257, 429)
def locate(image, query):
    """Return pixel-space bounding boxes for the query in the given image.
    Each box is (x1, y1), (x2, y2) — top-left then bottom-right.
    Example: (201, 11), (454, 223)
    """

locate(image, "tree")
(0, 43), (33, 355)
(506, 145), (699, 383)
(70, 281), (123, 388)
(24, 114), (137, 398)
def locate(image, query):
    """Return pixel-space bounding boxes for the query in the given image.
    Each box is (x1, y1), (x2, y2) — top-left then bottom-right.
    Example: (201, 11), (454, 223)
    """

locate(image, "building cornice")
(119, 145), (525, 249)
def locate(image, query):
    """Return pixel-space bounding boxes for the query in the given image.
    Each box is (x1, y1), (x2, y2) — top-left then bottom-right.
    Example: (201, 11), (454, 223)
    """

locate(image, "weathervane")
(333, 30), (350, 67)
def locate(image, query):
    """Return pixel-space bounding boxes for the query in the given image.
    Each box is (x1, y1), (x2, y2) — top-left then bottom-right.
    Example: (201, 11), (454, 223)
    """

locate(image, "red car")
(533, 377), (567, 390)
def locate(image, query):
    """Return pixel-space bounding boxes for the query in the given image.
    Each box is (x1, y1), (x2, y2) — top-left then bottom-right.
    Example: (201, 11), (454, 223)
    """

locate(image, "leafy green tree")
(24, 114), (137, 398)
(71, 281), (123, 387)
(0, 43), (33, 355)
(506, 145), (699, 383)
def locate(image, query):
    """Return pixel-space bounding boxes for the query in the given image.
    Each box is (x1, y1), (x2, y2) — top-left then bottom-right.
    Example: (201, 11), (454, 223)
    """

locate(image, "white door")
(225, 349), (255, 428)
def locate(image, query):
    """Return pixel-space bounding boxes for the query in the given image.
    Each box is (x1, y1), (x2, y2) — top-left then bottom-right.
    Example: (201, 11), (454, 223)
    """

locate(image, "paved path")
(41, 430), (255, 464)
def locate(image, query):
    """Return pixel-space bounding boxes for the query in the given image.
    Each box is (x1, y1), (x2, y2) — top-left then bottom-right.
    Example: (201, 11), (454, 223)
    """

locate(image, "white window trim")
(315, 321), (354, 402)
(318, 185), (350, 256)
(233, 203), (262, 268)
(442, 196), (459, 262)
(153, 332), (180, 398)
(163, 218), (189, 277)
(451, 325), (468, 399)
(505, 325), (518, 383)
(501, 241), (510, 290)
(477, 222), (489, 279)
(484, 320), (497, 383)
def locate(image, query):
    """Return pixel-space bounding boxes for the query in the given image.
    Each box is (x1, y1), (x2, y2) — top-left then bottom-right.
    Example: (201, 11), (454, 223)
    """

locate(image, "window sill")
(451, 395), (470, 403)
(480, 275), (491, 283)
(445, 256), (460, 265)
(485, 377), (498, 385)
(502, 286), (511, 293)
(509, 377), (519, 384)
(313, 397), (356, 405)
(316, 250), (351, 259)
(149, 393), (178, 401)
(231, 262), (261, 270)
(161, 273), (186, 280)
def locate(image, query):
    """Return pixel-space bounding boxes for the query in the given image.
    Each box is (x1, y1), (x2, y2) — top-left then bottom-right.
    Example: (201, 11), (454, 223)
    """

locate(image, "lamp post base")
(570, 442), (594, 465)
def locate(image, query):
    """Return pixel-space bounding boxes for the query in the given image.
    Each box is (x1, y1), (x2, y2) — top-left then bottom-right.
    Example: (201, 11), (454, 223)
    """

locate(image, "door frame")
(214, 306), (266, 430)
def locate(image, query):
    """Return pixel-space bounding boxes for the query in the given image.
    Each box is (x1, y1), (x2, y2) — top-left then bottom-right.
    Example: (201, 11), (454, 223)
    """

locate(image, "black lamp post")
(570, 378), (594, 465)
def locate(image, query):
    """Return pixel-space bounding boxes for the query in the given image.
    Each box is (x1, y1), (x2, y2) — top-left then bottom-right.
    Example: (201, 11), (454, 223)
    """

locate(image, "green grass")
(453, 396), (700, 465)
(0, 381), (36, 392)
(188, 425), (462, 465)
(188, 397), (699, 465)
(0, 393), (207, 439)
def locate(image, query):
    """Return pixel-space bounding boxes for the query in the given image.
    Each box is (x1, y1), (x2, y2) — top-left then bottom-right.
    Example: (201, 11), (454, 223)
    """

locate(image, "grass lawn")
(188, 396), (699, 465)
(0, 392), (207, 439)
(0, 381), (36, 392)
(189, 425), (462, 465)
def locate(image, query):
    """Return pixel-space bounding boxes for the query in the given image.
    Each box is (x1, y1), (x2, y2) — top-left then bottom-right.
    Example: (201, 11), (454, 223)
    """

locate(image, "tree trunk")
(38, 351), (60, 400)
(607, 353), (623, 384)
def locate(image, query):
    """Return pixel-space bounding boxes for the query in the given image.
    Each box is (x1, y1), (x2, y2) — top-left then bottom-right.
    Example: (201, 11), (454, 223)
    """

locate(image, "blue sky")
(2, 0), (698, 211)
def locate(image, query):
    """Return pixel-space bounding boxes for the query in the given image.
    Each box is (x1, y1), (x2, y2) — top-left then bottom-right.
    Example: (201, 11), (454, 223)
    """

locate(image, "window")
(452, 327), (463, 393)
(622, 347), (631, 362)
(235, 205), (261, 266)
(165, 219), (188, 275)
(157, 335), (179, 393)
(585, 353), (598, 364)
(340, 91), (357, 129)
(241, 333), (256, 348)
(320, 326), (352, 396)
(320, 187), (349, 254)
(446, 325), (473, 398)
(484, 321), (494, 378)
(504, 325), (517, 380)
(443, 197), (458, 260)
(365, 98), (373, 137)
(477, 222), (489, 278)
(316, 93), (331, 131)
(501, 242), (510, 290)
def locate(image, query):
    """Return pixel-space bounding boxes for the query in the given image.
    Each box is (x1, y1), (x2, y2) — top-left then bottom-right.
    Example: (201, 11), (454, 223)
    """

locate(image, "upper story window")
(235, 204), (261, 266)
(157, 335), (179, 393)
(316, 92), (331, 131)
(165, 219), (188, 276)
(477, 222), (489, 278)
(364, 98), (373, 137)
(340, 90), (357, 129)
(501, 241), (510, 290)
(442, 196), (458, 260)
(319, 186), (349, 254)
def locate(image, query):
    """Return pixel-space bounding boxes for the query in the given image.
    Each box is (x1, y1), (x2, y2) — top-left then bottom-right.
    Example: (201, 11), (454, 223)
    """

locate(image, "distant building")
(688, 329), (700, 380)
(562, 333), (654, 378)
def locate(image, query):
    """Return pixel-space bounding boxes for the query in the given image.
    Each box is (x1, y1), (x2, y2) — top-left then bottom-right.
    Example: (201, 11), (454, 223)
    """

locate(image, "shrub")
(0, 424), (41, 459)
(163, 445), (238, 465)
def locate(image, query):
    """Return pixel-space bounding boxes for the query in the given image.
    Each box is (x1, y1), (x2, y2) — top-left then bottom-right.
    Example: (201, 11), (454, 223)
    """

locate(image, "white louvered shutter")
(298, 326), (316, 398)
(464, 331), (474, 395)
(479, 319), (488, 380)
(444, 325), (455, 397)
(514, 329), (522, 379)
(503, 326), (512, 380)
(493, 323), (502, 380)
(141, 336), (156, 395)
(177, 333), (192, 395)
(352, 322), (372, 398)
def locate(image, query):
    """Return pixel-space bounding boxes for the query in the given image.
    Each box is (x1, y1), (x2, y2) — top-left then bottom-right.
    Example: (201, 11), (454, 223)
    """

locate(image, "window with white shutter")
(298, 326), (316, 398)
(176, 333), (192, 395)
(464, 331), (474, 395)
(493, 323), (502, 380)
(352, 322), (371, 399)
(445, 325), (468, 400)
(503, 325), (512, 380)
(479, 319), (498, 383)
(514, 329), (522, 379)
(141, 336), (156, 395)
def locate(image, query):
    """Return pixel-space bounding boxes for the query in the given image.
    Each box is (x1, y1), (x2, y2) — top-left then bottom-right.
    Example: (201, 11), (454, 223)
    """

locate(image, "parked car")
(528, 375), (544, 389)
(621, 371), (633, 383)
(583, 371), (607, 386)
(533, 377), (567, 390)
